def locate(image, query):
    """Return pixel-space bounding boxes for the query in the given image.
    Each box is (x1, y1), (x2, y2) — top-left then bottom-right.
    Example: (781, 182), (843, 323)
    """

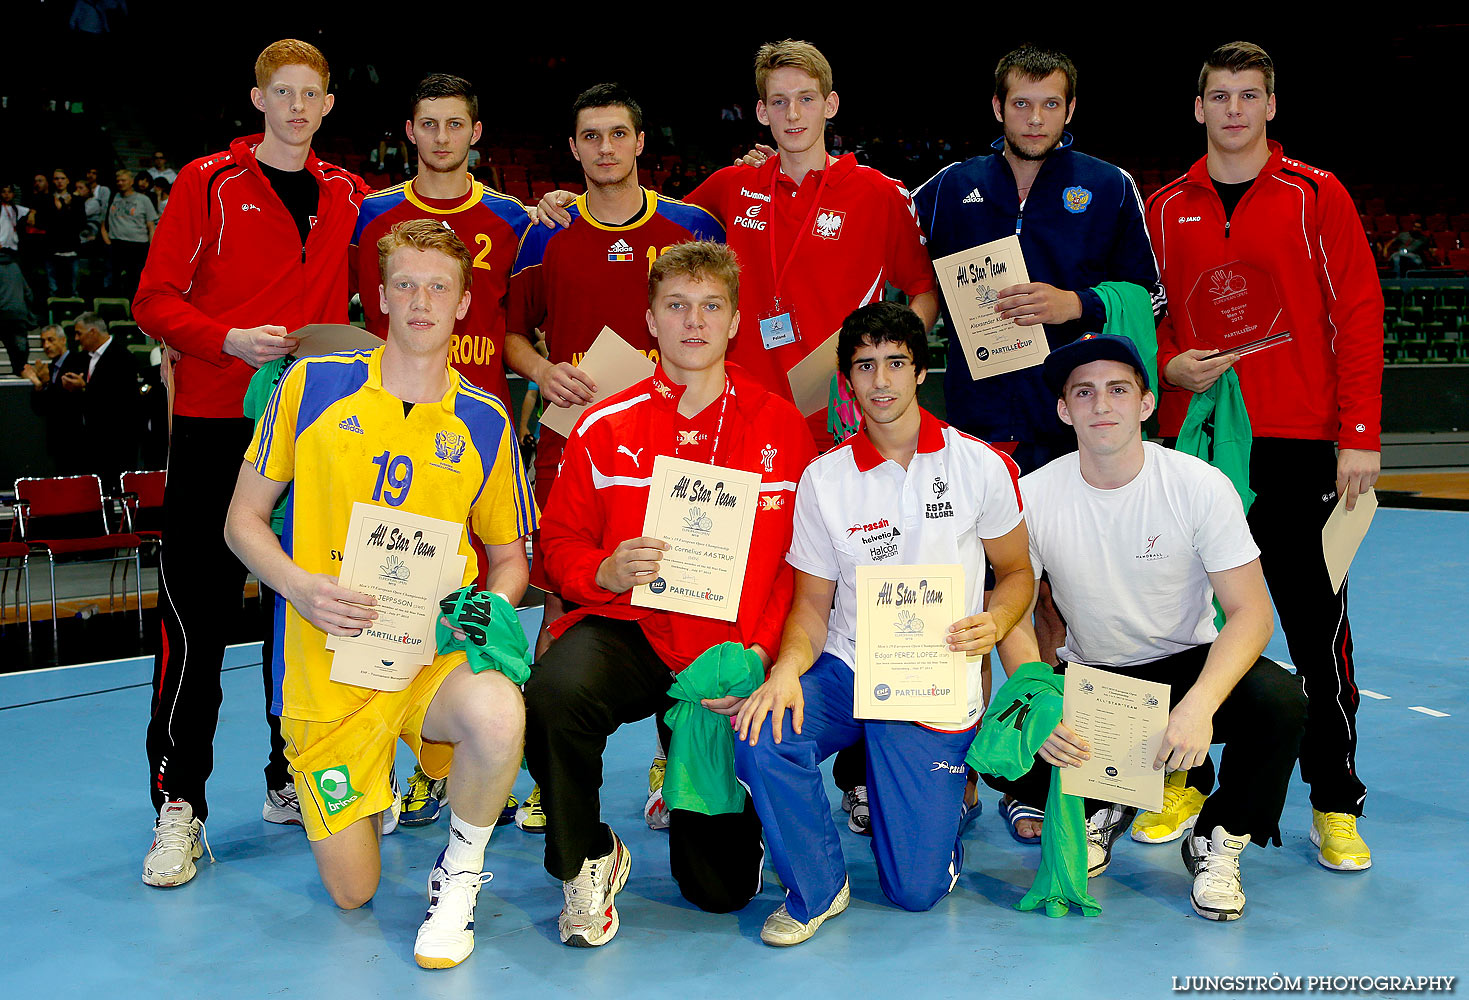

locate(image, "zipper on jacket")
(1225, 219), (1230, 240)
(1015, 207), (1024, 235)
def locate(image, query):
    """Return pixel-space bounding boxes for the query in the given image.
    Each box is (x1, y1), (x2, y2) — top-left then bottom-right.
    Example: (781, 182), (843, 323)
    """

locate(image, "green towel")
(436, 587), (532, 685)
(662, 642), (765, 815)
(1096, 280), (1158, 394)
(967, 662), (1099, 918)
(1175, 369), (1255, 514)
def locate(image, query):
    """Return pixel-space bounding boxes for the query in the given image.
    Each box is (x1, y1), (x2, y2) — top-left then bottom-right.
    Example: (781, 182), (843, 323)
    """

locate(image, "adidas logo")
(607, 238), (635, 262)
(962, 188), (985, 205)
(339, 415), (364, 434)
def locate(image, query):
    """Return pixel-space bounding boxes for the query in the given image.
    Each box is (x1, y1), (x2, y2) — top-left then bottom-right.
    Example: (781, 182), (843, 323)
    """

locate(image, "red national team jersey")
(507, 189), (725, 492)
(351, 177), (531, 408)
(686, 154), (934, 438)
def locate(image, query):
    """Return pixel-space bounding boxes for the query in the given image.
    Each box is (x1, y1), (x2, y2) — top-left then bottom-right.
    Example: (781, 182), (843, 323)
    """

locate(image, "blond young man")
(226, 220), (534, 969)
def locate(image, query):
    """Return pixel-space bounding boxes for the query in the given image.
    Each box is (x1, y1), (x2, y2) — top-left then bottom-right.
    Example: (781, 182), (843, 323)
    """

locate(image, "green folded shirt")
(662, 642), (765, 816)
(436, 587), (531, 686)
(967, 662), (1099, 918)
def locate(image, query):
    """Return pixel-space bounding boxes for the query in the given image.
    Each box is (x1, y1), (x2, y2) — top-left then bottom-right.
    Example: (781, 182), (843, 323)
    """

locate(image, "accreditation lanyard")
(767, 161), (833, 312)
(673, 377), (732, 466)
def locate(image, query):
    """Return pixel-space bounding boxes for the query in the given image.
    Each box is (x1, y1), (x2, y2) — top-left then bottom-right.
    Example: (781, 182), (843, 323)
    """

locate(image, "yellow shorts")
(282, 651), (467, 841)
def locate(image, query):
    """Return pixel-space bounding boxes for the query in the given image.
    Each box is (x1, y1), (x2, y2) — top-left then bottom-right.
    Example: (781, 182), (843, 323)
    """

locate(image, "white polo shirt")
(1022, 442), (1261, 668)
(787, 409), (1024, 730)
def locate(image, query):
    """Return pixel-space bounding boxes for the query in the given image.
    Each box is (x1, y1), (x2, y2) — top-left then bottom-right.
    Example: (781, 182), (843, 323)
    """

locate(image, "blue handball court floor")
(1, 509), (1464, 998)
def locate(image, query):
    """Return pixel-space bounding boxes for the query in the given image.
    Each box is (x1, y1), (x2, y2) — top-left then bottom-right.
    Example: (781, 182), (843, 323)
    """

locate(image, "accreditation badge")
(758, 303), (801, 350)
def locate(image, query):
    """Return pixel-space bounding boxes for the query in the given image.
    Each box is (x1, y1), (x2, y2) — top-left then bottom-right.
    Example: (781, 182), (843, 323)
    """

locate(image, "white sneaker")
(414, 849), (494, 969)
(760, 877), (851, 947)
(142, 800), (209, 888)
(841, 785), (871, 836)
(382, 784), (403, 836)
(1086, 804), (1137, 877)
(1182, 825), (1250, 921)
(559, 831), (632, 947)
(262, 785), (302, 826)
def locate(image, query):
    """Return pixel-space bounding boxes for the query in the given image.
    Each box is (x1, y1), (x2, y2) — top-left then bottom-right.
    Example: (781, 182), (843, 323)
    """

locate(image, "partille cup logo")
(1209, 268), (1247, 301)
(682, 507), (714, 534)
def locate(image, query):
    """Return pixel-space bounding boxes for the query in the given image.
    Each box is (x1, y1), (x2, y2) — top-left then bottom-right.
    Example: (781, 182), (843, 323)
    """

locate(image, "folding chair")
(119, 470), (166, 548)
(0, 538), (33, 640)
(13, 475), (144, 643)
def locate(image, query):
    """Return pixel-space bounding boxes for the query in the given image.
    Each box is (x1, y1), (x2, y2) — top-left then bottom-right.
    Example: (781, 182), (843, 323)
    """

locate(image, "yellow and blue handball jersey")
(245, 347), (537, 723)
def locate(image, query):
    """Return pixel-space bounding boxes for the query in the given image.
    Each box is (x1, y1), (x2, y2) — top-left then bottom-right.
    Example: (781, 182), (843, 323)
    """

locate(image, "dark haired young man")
(134, 39), (370, 886)
(913, 44), (1161, 476)
(733, 300), (1032, 946)
(912, 44), (1163, 841)
(352, 72), (535, 829)
(505, 86), (724, 801)
(991, 333), (1304, 921)
(523, 241), (813, 946)
(1146, 42), (1383, 870)
(352, 73), (531, 412)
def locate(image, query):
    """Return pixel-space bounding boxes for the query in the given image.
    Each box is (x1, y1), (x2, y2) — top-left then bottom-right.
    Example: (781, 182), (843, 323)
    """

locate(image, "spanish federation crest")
(435, 430), (467, 464)
(1062, 186), (1092, 214)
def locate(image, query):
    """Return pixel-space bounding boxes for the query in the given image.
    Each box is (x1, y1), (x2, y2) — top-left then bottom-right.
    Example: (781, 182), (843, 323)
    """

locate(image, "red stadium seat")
(119, 470), (166, 547)
(1430, 231), (1459, 259)
(0, 539), (33, 640)
(1424, 213), (1450, 232)
(13, 475), (143, 643)
(1373, 214), (1400, 234)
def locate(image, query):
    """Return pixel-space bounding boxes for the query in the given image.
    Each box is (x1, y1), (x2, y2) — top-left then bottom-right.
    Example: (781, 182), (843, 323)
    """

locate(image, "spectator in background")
(86, 167), (112, 209)
(154, 176), (172, 215)
(1, 183), (28, 255)
(63, 312), (141, 489)
(148, 152), (177, 184)
(23, 323), (87, 472)
(104, 169), (157, 300)
(0, 247), (36, 375)
(1389, 227), (1428, 277)
(372, 130), (410, 182)
(32, 168), (86, 296)
(76, 177), (108, 298)
(21, 174), (51, 302)
(133, 170), (157, 207)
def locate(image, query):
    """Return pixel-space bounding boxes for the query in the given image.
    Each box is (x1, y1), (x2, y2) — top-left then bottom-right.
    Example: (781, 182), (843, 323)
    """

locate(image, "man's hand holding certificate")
(933, 235), (1051, 381)
(629, 456), (761, 622)
(324, 503), (464, 689)
(854, 564), (969, 725)
(1057, 664), (1170, 813)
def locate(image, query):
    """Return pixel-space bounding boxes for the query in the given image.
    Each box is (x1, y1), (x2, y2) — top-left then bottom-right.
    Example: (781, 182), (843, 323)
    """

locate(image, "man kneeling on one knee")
(991, 333), (1306, 921)
(733, 301), (1034, 946)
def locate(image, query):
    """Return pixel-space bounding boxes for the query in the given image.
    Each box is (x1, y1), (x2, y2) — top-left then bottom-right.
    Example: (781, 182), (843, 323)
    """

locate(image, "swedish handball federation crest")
(1062, 186), (1093, 213)
(435, 430), (467, 464)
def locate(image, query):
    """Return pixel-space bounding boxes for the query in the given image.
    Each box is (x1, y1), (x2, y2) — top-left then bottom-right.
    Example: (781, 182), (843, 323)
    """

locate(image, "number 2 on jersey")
(370, 451), (414, 506)
(473, 234), (494, 272)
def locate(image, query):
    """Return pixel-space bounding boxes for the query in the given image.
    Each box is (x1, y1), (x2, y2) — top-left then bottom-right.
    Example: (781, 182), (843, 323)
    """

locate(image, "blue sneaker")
(401, 766), (447, 827)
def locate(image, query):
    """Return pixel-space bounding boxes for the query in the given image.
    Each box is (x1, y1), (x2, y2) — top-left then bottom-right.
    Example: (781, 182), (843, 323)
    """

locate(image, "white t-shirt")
(787, 410), (1024, 730)
(1021, 442), (1260, 668)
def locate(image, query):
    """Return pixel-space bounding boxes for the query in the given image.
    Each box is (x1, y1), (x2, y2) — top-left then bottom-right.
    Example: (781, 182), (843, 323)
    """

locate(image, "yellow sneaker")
(515, 785), (547, 834)
(1131, 771), (1207, 844)
(1310, 810), (1372, 871)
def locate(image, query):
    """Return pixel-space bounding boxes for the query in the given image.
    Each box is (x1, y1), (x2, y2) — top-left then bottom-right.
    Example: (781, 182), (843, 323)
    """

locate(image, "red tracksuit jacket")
(1147, 141), (1383, 449)
(133, 134), (369, 418)
(542, 362), (817, 671)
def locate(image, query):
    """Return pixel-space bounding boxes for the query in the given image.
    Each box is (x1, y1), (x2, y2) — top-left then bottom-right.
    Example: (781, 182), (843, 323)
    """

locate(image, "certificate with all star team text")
(854, 564), (969, 725)
(630, 456), (761, 622)
(324, 503), (462, 670)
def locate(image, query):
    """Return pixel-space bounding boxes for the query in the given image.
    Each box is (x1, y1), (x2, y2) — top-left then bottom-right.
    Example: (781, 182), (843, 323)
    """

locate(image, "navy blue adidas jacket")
(913, 135), (1161, 466)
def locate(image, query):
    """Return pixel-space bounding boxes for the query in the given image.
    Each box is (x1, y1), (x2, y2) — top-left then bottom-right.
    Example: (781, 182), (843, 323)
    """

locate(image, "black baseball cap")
(1041, 333), (1149, 397)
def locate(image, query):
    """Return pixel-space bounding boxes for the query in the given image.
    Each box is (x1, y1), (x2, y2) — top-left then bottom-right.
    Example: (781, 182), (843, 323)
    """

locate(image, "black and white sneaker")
(1182, 825), (1249, 921)
(1086, 804), (1138, 877)
(841, 785), (871, 836)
